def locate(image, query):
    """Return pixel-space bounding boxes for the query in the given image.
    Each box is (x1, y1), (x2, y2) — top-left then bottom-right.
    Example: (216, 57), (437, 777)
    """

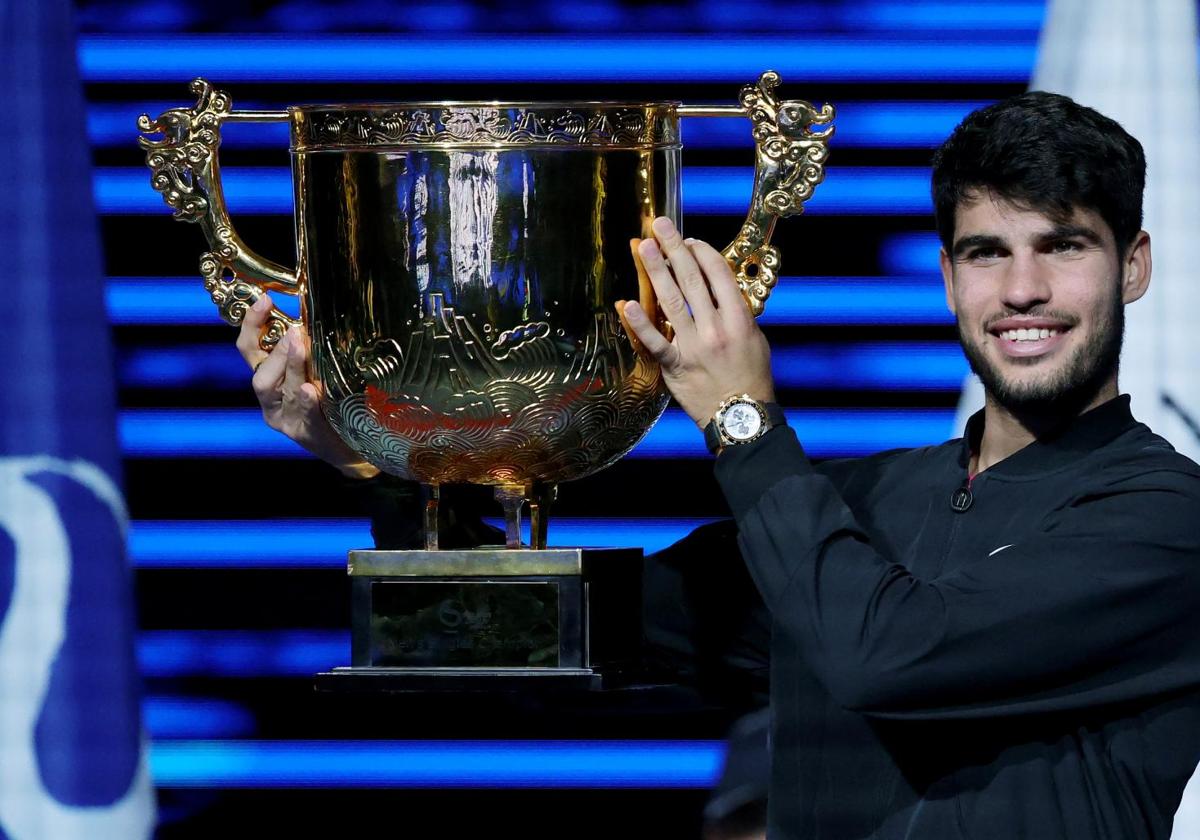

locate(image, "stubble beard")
(957, 290), (1125, 417)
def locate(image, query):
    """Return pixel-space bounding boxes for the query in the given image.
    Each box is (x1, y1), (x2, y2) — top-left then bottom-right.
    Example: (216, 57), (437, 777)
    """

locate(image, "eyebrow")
(1036, 223), (1104, 246)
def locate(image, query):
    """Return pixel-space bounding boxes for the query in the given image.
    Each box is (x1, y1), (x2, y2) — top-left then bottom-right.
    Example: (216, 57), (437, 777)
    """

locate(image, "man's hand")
(619, 217), (775, 427)
(236, 295), (380, 479)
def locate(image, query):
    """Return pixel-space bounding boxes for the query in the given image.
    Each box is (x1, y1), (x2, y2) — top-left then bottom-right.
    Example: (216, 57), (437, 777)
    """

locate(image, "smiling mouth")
(989, 323), (1071, 358)
(998, 327), (1059, 342)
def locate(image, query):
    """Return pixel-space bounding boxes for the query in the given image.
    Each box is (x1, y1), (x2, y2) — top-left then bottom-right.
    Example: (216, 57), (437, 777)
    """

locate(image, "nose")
(999, 251), (1052, 311)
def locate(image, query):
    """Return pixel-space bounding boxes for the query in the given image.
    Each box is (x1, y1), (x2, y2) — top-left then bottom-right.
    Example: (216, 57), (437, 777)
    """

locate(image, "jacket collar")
(958, 394), (1139, 477)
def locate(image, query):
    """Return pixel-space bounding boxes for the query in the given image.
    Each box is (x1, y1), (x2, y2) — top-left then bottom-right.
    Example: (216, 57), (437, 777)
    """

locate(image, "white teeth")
(999, 328), (1059, 342)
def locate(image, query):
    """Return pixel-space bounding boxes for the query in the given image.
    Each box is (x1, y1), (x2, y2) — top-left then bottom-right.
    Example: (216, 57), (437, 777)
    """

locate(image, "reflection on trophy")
(139, 73), (833, 688)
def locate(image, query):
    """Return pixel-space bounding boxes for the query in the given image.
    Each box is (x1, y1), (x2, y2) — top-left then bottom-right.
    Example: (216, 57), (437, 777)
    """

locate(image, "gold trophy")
(139, 73), (833, 689)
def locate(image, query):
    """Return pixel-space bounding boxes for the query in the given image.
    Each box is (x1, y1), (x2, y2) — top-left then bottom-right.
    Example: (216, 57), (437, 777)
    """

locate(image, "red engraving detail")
(363, 378), (609, 436)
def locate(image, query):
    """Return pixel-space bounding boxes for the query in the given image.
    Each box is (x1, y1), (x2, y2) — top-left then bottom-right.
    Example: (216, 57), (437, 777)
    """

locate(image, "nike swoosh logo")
(989, 544), (1015, 557)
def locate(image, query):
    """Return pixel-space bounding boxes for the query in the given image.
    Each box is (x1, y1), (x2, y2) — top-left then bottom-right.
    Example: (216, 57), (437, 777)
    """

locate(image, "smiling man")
(621, 92), (1200, 839)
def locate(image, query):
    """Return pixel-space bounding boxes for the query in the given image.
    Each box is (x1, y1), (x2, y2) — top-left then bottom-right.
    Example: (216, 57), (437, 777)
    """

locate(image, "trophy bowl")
(139, 73), (833, 550)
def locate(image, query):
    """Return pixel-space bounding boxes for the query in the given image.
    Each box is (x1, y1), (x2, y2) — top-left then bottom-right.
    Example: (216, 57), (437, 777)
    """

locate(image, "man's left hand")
(620, 216), (776, 427)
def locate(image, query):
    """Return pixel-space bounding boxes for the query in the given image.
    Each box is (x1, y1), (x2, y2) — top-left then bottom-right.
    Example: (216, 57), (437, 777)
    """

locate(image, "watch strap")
(703, 416), (723, 453)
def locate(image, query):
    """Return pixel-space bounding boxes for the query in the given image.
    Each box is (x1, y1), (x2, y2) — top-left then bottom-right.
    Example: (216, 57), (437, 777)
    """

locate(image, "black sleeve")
(715, 426), (1200, 720)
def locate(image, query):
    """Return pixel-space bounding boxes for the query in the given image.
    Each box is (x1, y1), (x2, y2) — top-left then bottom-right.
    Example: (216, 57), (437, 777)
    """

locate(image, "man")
(238, 92), (1200, 838)
(619, 92), (1200, 839)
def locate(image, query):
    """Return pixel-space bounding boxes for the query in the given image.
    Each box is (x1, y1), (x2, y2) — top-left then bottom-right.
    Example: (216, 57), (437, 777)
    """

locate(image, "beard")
(958, 290), (1124, 417)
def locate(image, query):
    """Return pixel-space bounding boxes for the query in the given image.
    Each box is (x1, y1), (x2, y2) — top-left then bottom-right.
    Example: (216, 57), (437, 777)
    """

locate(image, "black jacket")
(715, 396), (1200, 839)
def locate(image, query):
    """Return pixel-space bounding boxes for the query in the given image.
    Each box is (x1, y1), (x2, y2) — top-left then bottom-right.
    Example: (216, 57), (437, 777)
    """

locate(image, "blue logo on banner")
(0, 460), (155, 838)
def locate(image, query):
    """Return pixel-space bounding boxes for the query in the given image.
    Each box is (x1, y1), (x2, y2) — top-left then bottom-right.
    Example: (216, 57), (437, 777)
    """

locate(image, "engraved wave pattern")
(328, 359), (666, 485)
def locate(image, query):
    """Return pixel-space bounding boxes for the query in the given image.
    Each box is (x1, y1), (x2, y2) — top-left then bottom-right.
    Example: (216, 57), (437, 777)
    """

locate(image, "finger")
(651, 216), (716, 325)
(281, 325), (309, 404)
(638, 237), (695, 337)
(629, 238), (656, 318)
(251, 327), (290, 408)
(687, 238), (751, 324)
(299, 381), (323, 410)
(615, 299), (645, 356)
(630, 239), (673, 342)
(621, 300), (680, 368)
(236, 295), (275, 371)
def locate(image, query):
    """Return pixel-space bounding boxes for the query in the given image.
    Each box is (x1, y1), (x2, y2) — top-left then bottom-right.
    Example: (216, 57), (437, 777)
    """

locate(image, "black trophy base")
(314, 666), (603, 693)
(318, 546), (643, 693)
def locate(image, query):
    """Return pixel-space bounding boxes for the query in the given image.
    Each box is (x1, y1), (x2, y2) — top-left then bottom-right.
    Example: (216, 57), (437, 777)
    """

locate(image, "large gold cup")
(138, 73), (833, 550)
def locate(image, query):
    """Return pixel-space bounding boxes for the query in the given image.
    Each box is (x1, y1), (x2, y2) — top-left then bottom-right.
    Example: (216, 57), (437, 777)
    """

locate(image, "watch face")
(721, 402), (763, 441)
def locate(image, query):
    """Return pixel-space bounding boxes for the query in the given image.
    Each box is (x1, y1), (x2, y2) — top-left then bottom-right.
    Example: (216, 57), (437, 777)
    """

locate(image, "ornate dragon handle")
(137, 79), (299, 349)
(680, 70), (835, 316)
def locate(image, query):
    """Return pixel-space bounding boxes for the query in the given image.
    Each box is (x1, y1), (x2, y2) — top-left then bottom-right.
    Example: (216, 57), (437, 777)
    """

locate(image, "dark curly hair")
(931, 92), (1146, 254)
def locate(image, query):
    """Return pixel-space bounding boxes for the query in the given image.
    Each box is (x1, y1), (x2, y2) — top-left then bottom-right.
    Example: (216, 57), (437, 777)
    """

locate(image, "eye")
(965, 246), (1004, 262)
(1050, 239), (1083, 254)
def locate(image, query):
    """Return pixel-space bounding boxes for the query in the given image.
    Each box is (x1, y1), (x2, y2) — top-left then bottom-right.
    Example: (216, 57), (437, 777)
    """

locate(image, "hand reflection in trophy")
(139, 72), (833, 688)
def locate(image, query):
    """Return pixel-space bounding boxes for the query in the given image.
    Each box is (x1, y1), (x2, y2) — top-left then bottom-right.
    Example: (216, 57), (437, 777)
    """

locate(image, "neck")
(972, 379), (1119, 474)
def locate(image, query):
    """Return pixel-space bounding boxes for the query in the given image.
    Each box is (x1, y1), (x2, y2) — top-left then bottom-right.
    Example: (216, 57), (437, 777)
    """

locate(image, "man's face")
(940, 191), (1150, 414)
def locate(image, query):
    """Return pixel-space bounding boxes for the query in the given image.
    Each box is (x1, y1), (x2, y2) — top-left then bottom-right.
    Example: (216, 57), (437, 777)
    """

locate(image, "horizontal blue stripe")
(118, 341), (965, 391)
(120, 409), (306, 457)
(762, 277), (952, 325)
(129, 519), (374, 566)
(104, 276), (952, 327)
(143, 696), (257, 738)
(772, 342), (966, 390)
(118, 407), (956, 459)
(854, 1), (1044, 29)
(139, 629), (347, 678)
(828, 101), (986, 147)
(98, 102), (290, 148)
(105, 277), (302, 324)
(880, 231), (944, 274)
(97, 165), (932, 215)
(149, 739), (724, 788)
(79, 35), (1037, 83)
(104, 100), (986, 149)
(98, 167), (293, 215)
(690, 166), (932, 215)
(128, 518), (716, 567)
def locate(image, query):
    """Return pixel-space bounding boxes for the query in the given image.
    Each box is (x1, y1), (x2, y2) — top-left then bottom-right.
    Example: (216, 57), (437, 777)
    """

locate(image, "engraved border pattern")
(295, 106), (680, 150)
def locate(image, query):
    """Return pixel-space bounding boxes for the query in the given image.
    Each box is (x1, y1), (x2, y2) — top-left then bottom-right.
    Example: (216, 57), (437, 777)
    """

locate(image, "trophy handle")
(679, 71), (835, 317)
(138, 78), (299, 349)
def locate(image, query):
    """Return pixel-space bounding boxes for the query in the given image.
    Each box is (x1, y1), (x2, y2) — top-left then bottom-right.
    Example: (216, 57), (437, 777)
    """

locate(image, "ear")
(1121, 231), (1151, 304)
(939, 246), (957, 315)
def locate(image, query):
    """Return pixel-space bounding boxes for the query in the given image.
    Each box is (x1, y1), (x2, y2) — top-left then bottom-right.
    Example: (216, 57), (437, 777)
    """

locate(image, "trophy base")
(318, 546), (643, 693)
(314, 666), (604, 693)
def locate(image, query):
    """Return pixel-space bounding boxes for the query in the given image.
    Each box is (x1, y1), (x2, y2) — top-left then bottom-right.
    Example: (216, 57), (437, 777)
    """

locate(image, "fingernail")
(683, 237), (697, 245)
(639, 239), (660, 258)
(652, 217), (675, 236)
(624, 301), (643, 320)
(252, 295), (271, 311)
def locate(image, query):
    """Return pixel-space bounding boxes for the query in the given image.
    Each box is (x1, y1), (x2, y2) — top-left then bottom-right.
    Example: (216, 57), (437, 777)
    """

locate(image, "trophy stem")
(529, 482), (556, 551)
(423, 484), (440, 551)
(495, 485), (525, 549)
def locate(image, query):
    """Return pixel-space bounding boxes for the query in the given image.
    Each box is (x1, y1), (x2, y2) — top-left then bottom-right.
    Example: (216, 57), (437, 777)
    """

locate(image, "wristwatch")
(703, 395), (786, 454)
